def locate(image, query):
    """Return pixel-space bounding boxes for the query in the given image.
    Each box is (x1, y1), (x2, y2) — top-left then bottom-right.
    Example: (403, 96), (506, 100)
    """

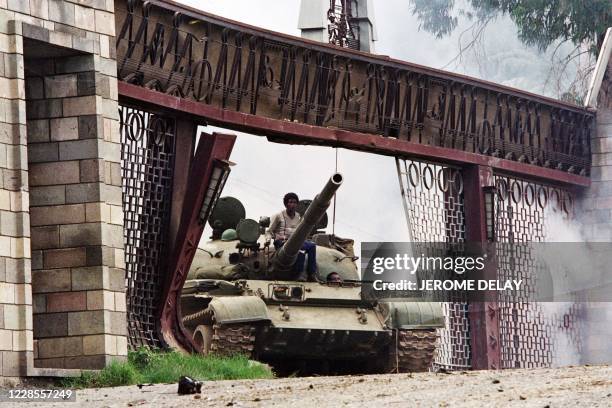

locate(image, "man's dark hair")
(283, 192), (299, 206)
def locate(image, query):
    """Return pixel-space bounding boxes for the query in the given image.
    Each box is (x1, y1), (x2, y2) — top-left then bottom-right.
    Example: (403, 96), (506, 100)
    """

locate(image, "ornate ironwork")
(396, 159), (471, 371)
(327, 0), (359, 50)
(114, 0), (590, 368)
(120, 105), (176, 348)
(493, 174), (582, 368)
(116, 0), (593, 177)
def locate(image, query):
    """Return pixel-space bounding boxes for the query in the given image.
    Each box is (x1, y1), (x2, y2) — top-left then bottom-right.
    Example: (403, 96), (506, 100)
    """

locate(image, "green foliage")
(136, 350), (273, 384)
(60, 348), (273, 389)
(410, 0), (612, 54)
(560, 90), (585, 106)
(127, 346), (159, 371)
(411, 0), (459, 38)
(60, 361), (140, 389)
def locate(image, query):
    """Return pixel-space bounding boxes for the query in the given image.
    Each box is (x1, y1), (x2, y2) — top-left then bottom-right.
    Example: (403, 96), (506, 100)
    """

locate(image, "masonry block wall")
(0, 19), (31, 378)
(577, 55), (612, 364)
(26, 54), (126, 369)
(0, 0), (125, 378)
(579, 63), (612, 240)
(580, 59), (612, 241)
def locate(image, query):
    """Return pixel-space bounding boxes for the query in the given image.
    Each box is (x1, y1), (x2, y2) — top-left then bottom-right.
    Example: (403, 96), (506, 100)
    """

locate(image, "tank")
(180, 173), (444, 373)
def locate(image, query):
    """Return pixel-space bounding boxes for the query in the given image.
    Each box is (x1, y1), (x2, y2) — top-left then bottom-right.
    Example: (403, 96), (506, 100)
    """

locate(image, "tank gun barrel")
(274, 173), (343, 273)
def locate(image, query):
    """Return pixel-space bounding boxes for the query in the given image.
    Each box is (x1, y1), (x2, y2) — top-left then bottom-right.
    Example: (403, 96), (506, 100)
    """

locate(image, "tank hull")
(258, 309), (392, 361)
(181, 278), (442, 371)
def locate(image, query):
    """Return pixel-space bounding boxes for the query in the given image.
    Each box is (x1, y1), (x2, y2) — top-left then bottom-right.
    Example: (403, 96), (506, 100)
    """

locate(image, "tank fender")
(208, 296), (271, 325)
(378, 301), (444, 329)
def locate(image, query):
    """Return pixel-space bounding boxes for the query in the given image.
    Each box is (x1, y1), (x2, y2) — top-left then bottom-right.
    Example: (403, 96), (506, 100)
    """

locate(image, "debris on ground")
(177, 376), (203, 395)
(13, 365), (612, 407)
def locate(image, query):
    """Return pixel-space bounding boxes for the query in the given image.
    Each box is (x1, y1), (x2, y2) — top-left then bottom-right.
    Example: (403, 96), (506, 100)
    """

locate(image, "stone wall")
(26, 52), (126, 369)
(0, 0), (124, 379)
(579, 58), (612, 241)
(0, 19), (30, 378)
(577, 53), (612, 365)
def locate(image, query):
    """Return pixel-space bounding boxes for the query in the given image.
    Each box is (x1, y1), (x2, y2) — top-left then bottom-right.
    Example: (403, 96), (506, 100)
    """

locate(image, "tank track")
(182, 309), (209, 327)
(183, 309), (255, 357)
(389, 329), (438, 372)
(210, 324), (256, 356)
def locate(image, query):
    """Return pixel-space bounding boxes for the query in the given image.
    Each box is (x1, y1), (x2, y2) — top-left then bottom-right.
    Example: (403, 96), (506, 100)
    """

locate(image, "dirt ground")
(6, 365), (612, 407)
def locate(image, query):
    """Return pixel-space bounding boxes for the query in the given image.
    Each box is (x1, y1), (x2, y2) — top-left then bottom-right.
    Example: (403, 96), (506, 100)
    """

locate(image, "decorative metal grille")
(115, 0), (593, 176)
(396, 158), (471, 371)
(120, 105), (176, 348)
(494, 174), (582, 368)
(327, 0), (360, 50)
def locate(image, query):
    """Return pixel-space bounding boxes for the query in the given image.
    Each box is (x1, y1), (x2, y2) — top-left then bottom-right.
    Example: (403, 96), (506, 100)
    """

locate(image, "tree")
(410, 0), (611, 55)
(410, 0), (611, 102)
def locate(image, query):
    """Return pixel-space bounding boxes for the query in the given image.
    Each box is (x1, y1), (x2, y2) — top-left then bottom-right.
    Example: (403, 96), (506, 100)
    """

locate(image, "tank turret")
(273, 172), (343, 273)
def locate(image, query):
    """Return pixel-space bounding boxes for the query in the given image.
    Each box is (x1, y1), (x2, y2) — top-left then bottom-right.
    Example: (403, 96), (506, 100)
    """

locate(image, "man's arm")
(266, 213), (280, 241)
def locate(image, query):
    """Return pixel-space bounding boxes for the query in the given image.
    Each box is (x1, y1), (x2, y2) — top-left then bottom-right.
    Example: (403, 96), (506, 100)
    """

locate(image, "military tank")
(180, 173), (444, 373)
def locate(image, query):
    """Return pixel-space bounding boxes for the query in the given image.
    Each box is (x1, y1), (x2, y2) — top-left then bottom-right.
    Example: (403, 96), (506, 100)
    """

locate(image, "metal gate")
(396, 158), (471, 371)
(493, 174), (582, 368)
(112, 0), (593, 364)
(396, 162), (585, 370)
(120, 105), (177, 348)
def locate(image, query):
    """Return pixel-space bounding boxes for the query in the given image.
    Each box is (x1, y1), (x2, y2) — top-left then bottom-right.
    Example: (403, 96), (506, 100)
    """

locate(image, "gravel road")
(7, 365), (612, 407)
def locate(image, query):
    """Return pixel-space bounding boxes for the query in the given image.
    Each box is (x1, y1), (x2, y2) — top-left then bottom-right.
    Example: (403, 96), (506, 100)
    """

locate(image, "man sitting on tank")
(267, 192), (318, 282)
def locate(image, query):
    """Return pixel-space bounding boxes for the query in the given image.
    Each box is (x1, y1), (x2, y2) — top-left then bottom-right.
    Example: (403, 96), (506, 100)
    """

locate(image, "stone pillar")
(0, 20), (31, 380)
(580, 58), (612, 241)
(26, 52), (126, 369)
(354, 0), (377, 53)
(298, 0), (328, 43)
(0, 0), (124, 378)
(576, 37), (611, 365)
(580, 29), (611, 239)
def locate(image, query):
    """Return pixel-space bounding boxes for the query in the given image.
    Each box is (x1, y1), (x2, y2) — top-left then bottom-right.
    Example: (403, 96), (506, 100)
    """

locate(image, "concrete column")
(298, 0), (328, 43)
(463, 165), (501, 370)
(26, 52), (125, 370)
(0, 20), (31, 380)
(0, 0), (123, 379)
(579, 29), (612, 240)
(579, 61), (612, 241)
(354, 0), (377, 53)
(576, 38), (611, 365)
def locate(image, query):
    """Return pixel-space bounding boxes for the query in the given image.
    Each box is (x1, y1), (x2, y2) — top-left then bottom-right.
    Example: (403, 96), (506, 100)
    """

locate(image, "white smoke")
(540, 207), (612, 367)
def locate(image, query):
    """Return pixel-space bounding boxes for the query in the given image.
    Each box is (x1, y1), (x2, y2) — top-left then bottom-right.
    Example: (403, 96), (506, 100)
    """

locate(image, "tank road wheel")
(386, 329), (438, 373)
(193, 325), (214, 354)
